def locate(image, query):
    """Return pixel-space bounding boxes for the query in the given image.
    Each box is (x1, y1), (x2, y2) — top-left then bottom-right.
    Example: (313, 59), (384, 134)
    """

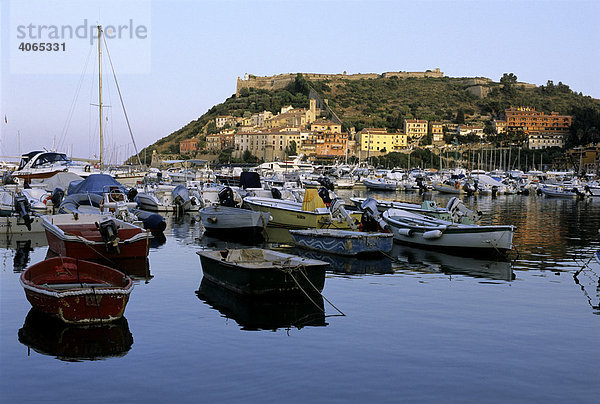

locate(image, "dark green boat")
(196, 248), (328, 296)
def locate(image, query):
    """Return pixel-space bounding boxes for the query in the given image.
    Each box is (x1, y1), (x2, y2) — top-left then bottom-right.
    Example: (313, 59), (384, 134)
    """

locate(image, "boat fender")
(423, 230), (443, 240)
(397, 228), (413, 237)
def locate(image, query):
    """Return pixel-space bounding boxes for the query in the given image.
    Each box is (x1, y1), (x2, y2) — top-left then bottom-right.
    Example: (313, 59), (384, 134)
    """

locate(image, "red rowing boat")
(42, 213), (151, 260)
(20, 257), (134, 324)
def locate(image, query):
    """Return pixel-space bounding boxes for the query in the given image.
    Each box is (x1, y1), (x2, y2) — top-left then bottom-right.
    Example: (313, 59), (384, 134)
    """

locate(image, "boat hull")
(197, 249), (328, 296)
(20, 257), (133, 324)
(289, 229), (393, 256)
(245, 197), (361, 230)
(198, 205), (269, 238)
(384, 210), (514, 255)
(42, 214), (151, 260)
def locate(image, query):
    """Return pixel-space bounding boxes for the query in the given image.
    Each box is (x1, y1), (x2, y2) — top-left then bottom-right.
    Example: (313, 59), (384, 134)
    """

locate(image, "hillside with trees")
(135, 73), (600, 164)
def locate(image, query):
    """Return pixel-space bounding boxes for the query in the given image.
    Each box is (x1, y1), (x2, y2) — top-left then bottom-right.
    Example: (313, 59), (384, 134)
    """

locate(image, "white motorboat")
(362, 178), (397, 191)
(198, 205), (270, 239)
(350, 196), (481, 224)
(383, 208), (515, 255)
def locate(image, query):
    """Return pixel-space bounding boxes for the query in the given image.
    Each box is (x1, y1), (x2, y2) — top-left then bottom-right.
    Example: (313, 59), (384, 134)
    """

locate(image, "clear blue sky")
(1, 0), (598, 163)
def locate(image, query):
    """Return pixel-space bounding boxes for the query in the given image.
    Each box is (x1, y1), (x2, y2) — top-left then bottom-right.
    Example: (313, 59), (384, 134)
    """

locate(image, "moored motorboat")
(383, 208), (515, 255)
(362, 178), (397, 191)
(198, 205), (270, 239)
(289, 229), (393, 256)
(20, 257), (133, 324)
(196, 248), (328, 296)
(350, 196), (481, 224)
(42, 213), (152, 260)
(244, 189), (361, 230)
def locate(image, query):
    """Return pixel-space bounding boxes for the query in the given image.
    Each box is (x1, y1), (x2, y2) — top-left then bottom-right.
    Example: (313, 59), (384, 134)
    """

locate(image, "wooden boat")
(198, 205), (270, 238)
(383, 208), (515, 255)
(42, 213), (152, 260)
(196, 248), (328, 296)
(289, 229), (393, 256)
(20, 257), (134, 324)
(244, 189), (361, 230)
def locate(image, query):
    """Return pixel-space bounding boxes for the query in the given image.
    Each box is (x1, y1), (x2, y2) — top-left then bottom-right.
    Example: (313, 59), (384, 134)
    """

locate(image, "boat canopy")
(67, 174), (126, 195)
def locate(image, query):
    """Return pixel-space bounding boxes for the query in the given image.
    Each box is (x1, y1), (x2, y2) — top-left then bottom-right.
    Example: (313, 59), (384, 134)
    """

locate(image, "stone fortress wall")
(236, 68), (444, 95)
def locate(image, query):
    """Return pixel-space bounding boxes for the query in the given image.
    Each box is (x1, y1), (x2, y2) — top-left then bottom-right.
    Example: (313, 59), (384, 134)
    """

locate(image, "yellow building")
(430, 122), (444, 144)
(358, 128), (407, 154)
(404, 119), (428, 139)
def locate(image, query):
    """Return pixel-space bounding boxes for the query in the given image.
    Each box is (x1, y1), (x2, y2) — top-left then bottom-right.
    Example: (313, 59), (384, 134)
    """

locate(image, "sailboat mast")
(98, 25), (103, 167)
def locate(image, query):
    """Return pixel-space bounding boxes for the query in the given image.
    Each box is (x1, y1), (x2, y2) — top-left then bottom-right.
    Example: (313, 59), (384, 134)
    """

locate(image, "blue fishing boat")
(289, 229), (393, 257)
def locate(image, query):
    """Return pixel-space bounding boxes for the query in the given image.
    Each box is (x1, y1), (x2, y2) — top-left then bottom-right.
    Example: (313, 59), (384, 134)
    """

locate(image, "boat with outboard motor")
(42, 213), (152, 260)
(244, 188), (361, 230)
(350, 196), (481, 224)
(383, 208), (515, 255)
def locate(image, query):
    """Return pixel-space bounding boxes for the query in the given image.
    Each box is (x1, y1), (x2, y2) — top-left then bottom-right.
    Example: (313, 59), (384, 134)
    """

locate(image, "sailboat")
(11, 26), (145, 185)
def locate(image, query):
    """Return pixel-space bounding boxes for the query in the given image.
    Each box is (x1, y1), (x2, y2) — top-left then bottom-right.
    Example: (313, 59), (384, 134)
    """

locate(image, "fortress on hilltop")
(236, 68), (443, 95)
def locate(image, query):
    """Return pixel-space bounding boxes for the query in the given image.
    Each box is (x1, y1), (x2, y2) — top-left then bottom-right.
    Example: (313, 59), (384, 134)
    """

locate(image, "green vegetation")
(136, 72), (600, 165)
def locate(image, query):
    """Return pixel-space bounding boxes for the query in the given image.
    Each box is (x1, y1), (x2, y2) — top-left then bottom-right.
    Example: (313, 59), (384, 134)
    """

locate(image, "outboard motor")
(51, 187), (65, 208)
(14, 193), (33, 231)
(317, 177), (334, 191)
(330, 197), (358, 230)
(359, 197), (388, 232)
(127, 187), (138, 201)
(446, 197), (482, 224)
(2, 171), (17, 185)
(95, 218), (120, 254)
(218, 186), (237, 207)
(271, 187), (282, 200)
(416, 176), (427, 194)
(318, 187), (332, 206)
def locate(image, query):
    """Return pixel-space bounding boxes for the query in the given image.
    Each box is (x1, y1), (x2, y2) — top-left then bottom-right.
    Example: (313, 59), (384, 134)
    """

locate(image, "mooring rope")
(280, 264), (346, 317)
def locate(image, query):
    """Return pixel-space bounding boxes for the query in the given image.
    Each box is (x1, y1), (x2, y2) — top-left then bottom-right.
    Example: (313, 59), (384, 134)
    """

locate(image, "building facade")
(179, 138), (198, 154)
(506, 107), (571, 135)
(527, 133), (565, 149)
(404, 119), (428, 139)
(358, 128), (407, 156)
(234, 131), (301, 161)
(430, 122), (444, 144)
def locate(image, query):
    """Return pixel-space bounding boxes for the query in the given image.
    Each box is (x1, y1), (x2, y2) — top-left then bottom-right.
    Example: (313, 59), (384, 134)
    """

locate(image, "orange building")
(303, 133), (347, 159)
(179, 138), (198, 153)
(505, 107), (571, 134)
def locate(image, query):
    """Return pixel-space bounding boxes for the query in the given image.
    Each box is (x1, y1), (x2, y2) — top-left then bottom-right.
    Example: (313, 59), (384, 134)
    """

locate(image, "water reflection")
(196, 278), (327, 331)
(391, 243), (514, 281)
(292, 248), (393, 275)
(0, 231), (48, 250)
(573, 262), (600, 315)
(18, 309), (133, 362)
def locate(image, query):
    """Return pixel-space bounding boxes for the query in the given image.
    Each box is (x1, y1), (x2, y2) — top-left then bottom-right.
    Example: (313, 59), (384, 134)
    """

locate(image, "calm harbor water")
(1, 190), (600, 402)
